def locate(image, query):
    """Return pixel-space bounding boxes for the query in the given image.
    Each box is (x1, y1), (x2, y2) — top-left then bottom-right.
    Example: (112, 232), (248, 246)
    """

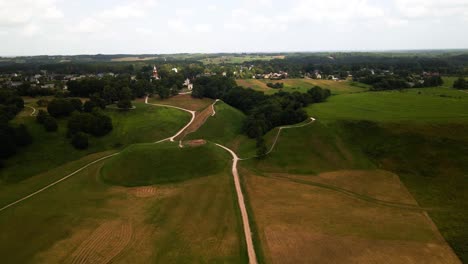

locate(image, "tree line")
(0, 89), (32, 168)
(191, 76), (331, 140)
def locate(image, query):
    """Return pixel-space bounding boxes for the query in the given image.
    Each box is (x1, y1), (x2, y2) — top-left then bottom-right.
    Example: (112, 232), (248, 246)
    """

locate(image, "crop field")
(241, 166), (460, 264)
(243, 117), (468, 262)
(147, 94), (214, 111)
(236, 78), (369, 95)
(0, 141), (247, 263)
(1, 101), (190, 183)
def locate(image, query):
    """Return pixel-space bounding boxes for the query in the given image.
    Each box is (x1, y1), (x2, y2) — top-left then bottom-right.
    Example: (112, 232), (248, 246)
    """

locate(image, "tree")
(256, 136), (268, 158)
(453, 77), (467, 89)
(42, 116), (58, 132)
(47, 99), (75, 118)
(13, 124), (32, 147)
(36, 110), (48, 124)
(71, 132), (89, 150)
(117, 99), (133, 110)
(102, 85), (119, 104)
(68, 98), (83, 112)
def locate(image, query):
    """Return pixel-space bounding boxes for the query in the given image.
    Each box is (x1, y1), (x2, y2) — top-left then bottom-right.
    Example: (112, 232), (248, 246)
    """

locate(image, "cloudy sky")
(0, 0), (467, 56)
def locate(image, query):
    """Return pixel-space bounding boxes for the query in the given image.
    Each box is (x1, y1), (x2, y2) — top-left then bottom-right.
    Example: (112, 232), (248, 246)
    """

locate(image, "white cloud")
(207, 5), (217, 11)
(394, 0), (468, 18)
(194, 24), (213, 33)
(175, 8), (193, 17)
(167, 19), (188, 33)
(69, 17), (105, 33)
(289, 0), (384, 22)
(21, 23), (40, 37)
(135, 27), (153, 36)
(0, 0), (63, 26)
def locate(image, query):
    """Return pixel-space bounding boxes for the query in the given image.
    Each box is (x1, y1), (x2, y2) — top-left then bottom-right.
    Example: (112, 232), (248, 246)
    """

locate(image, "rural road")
(216, 144), (258, 264)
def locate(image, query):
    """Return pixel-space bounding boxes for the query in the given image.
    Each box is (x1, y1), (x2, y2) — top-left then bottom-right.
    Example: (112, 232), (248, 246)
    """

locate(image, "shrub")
(36, 110), (48, 124)
(71, 132), (89, 150)
(47, 99), (75, 118)
(42, 116), (58, 132)
(36, 99), (49, 107)
(117, 99), (133, 109)
(453, 77), (467, 89)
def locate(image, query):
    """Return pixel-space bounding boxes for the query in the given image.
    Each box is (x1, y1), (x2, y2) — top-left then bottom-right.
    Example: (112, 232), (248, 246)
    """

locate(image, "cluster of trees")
(360, 76), (410, 91)
(414, 76), (443, 88)
(15, 83), (56, 97)
(45, 98), (113, 149)
(358, 74), (443, 91)
(36, 110), (58, 132)
(266, 82), (284, 89)
(191, 76), (331, 139)
(67, 111), (113, 149)
(0, 90), (32, 166)
(453, 77), (467, 89)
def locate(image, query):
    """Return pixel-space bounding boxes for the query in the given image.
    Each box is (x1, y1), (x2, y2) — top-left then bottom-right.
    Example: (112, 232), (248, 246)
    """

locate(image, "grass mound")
(101, 142), (229, 186)
(1, 102), (190, 183)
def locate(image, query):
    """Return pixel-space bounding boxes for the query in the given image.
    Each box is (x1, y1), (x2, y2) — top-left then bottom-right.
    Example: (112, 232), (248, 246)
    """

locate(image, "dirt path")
(145, 96), (196, 142)
(0, 153), (121, 212)
(216, 144), (258, 264)
(26, 105), (37, 116)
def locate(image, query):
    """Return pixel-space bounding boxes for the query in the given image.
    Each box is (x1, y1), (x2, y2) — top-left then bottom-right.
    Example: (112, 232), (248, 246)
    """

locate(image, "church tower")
(152, 66), (160, 80)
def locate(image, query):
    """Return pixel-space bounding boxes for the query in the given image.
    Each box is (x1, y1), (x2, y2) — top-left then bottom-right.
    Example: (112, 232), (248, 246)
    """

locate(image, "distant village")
(0, 63), (441, 92)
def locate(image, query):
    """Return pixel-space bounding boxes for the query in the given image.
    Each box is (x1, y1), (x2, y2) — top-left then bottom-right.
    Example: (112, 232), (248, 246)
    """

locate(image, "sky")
(0, 0), (467, 56)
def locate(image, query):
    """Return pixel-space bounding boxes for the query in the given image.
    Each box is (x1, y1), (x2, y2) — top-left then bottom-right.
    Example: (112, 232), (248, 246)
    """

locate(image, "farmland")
(236, 78), (369, 95)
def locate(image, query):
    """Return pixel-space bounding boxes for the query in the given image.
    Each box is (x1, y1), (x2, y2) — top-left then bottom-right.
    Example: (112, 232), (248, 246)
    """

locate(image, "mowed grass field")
(1, 101), (191, 183)
(236, 78), (369, 95)
(0, 141), (247, 263)
(306, 87), (468, 122)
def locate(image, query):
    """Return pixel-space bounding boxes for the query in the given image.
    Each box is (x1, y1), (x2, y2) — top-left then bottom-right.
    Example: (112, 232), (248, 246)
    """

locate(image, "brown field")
(148, 94), (214, 111)
(241, 167), (461, 264)
(176, 103), (214, 141)
(111, 56), (158, 62)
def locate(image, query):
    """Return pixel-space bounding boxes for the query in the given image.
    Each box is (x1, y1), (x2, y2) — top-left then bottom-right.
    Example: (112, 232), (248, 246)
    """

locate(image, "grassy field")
(0, 141), (247, 263)
(1, 101), (191, 183)
(242, 117), (468, 262)
(101, 142), (229, 186)
(236, 78), (369, 95)
(306, 87), (468, 122)
(186, 101), (257, 157)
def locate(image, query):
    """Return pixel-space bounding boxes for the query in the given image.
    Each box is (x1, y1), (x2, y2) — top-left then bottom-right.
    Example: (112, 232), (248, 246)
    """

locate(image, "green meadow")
(1, 102), (191, 183)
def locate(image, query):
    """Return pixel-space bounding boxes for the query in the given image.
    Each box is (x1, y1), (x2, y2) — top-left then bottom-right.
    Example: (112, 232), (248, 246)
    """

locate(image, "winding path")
(25, 105), (37, 116)
(145, 96), (196, 142)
